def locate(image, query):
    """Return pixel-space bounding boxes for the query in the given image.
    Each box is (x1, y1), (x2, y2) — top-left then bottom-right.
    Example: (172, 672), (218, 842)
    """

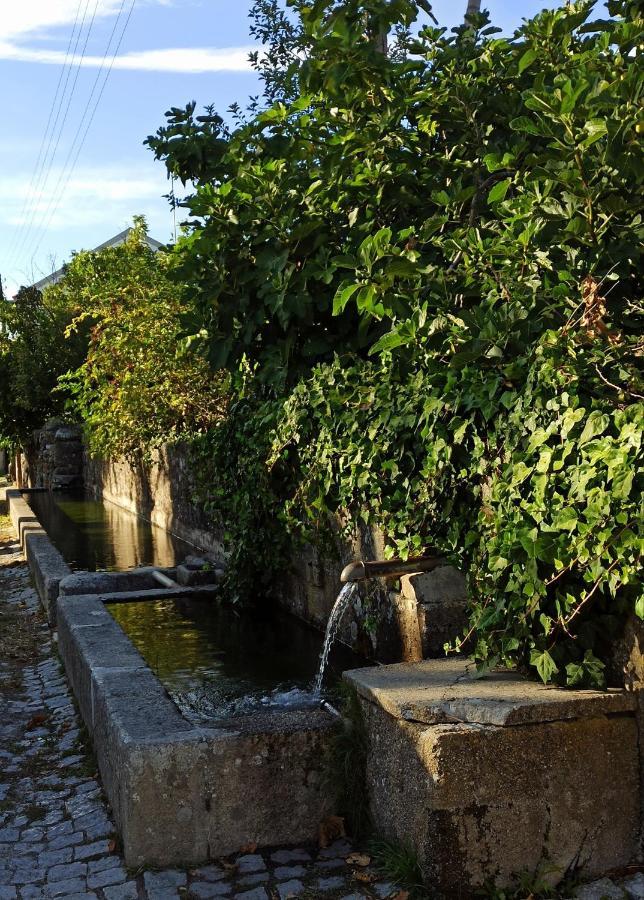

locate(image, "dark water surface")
(24, 490), (197, 571)
(108, 596), (364, 722)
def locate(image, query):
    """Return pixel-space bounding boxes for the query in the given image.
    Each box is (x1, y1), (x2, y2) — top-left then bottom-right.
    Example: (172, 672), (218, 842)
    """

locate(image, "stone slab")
(344, 657), (637, 726)
(59, 569), (177, 596)
(358, 695), (639, 894)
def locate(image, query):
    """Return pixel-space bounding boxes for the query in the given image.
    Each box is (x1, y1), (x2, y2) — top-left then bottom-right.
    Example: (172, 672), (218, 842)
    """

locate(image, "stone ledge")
(344, 656), (637, 727)
(7, 489), (71, 622)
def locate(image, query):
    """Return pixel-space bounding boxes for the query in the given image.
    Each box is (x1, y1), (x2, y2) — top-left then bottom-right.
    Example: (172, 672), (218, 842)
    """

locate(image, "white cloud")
(0, 163), (174, 292)
(0, 1), (125, 42)
(0, 164), (168, 230)
(0, 41), (254, 73)
(0, 0), (255, 73)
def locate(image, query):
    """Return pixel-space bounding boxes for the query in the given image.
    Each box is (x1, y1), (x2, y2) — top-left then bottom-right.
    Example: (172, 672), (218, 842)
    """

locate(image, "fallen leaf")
(107, 839), (117, 853)
(25, 712), (48, 730)
(318, 815), (346, 848)
(239, 842), (257, 854)
(346, 852), (371, 867)
(353, 870), (376, 883)
(391, 892), (410, 900)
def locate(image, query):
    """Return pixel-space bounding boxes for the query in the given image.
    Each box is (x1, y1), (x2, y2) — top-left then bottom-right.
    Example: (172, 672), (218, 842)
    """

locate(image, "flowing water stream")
(314, 581), (359, 694)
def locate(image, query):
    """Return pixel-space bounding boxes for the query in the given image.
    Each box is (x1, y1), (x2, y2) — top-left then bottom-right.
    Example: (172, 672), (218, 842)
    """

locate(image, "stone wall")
(12, 420), (83, 490)
(15, 431), (468, 662)
(83, 444), (469, 663)
(83, 445), (225, 559)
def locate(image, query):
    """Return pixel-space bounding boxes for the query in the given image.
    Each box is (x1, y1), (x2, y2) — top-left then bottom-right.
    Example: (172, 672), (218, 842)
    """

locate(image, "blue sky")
(0, 0), (566, 296)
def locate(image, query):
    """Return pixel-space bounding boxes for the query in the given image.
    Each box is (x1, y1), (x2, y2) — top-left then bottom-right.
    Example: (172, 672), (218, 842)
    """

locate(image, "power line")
(27, 0), (138, 264)
(5, 0), (85, 265)
(11, 0), (100, 268)
(10, 0), (100, 270)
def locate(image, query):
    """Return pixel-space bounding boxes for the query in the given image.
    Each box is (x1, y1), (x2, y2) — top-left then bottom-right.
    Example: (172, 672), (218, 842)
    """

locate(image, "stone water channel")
(0, 492), (400, 900)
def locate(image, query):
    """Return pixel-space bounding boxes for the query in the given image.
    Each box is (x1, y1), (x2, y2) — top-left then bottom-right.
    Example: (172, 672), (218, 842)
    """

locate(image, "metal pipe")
(340, 555), (445, 583)
(152, 570), (178, 589)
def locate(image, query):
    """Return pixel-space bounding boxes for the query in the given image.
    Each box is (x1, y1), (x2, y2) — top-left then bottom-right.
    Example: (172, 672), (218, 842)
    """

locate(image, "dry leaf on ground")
(352, 869), (376, 883)
(25, 712), (48, 730)
(318, 814), (346, 848)
(346, 852), (371, 867)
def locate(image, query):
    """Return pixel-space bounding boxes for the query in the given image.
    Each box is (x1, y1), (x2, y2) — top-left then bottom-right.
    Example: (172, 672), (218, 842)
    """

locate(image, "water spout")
(340, 555), (445, 583)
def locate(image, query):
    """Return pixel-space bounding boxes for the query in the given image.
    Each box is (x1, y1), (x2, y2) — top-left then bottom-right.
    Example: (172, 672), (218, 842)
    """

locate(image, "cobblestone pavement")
(0, 510), (403, 900)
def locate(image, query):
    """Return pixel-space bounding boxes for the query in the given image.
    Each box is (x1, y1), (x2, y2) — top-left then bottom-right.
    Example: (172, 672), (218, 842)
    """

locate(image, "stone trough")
(6, 487), (338, 865)
(57, 592), (335, 867)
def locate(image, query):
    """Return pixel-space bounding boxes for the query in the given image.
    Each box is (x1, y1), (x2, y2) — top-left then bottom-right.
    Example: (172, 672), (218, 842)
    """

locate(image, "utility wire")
(9, 0), (94, 269)
(10, 0), (100, 270)
(5, 0), (85, 265)
(27, 0), (138, 265)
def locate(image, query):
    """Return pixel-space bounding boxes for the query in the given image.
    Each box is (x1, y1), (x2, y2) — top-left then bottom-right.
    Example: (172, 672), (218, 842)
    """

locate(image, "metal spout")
(340, 555), (445, 583)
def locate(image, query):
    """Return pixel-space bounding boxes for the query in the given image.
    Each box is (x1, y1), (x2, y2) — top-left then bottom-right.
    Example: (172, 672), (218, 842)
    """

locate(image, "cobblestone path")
(0, 510), (401, 900)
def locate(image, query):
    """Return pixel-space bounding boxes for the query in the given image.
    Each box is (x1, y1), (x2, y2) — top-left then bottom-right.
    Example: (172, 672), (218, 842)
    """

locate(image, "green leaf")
(509, 116), (544, 136)
(487, 178), (511, 204)
(385, 258), (418, 277)
(530, 650), (559, 684)
(612, 468), (633, 499)
(332, 282), (360, 316)
(369, 330), (408, 355)
(518, 48), (537, 74)
(580, 118), (607, 149)
(636, 594), (644, 620)
(578, 411), (609, 445)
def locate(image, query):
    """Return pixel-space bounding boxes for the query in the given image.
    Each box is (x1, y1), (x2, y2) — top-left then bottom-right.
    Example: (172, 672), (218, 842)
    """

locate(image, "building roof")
(31, 227), (164, 291)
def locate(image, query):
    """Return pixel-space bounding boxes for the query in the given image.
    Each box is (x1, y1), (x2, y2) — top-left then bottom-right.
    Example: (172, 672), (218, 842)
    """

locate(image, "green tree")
(0, 284), (87, 446)
(147, 0), (642, 683)
(58, 220), (227, 459)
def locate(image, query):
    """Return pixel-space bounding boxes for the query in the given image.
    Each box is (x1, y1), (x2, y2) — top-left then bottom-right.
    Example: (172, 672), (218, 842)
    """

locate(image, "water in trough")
(24, 490), (366, 721)
(108, 594), (364, 722)
(24, 490), (195, 571)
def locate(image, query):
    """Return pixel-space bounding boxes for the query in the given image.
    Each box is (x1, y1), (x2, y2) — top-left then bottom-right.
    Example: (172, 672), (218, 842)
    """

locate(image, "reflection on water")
(108, 597), (364, 722)
(25, 491), (196, 571)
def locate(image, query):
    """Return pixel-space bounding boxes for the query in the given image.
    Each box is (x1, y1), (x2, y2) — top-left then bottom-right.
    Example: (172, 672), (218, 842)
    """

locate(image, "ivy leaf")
(530, 650), (559, 684)
(578, 411), (609, 445)
(612, 468), (633, 499)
